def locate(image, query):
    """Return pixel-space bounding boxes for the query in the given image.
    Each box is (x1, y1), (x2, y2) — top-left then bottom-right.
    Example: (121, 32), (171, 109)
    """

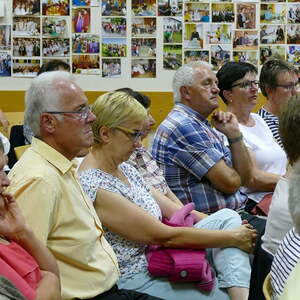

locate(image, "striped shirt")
(271, 228), (300, 297)
(257, 108), (283, 149)
(151, 103), (247, 214)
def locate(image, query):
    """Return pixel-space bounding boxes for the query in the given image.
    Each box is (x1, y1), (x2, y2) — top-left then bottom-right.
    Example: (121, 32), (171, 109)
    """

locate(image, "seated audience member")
(78, 91), (257, 300)
(0, 139), (61, 300)
(258, 59), (299, 149)
(117, 88), (187, 208)
(8, 60), (71, 170)
(8, 72), (160, 300)
(216, 61), (287, 212)
(272, 95), (300, 300)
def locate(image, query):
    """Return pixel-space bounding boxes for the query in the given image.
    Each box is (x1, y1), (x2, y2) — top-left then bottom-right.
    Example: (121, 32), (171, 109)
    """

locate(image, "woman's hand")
(0, 192), (28, 241)
(231, 223), (257, 253)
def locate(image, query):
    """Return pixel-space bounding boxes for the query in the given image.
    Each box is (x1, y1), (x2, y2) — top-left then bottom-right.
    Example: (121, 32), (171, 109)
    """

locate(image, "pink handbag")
(146, 203), (215, 291)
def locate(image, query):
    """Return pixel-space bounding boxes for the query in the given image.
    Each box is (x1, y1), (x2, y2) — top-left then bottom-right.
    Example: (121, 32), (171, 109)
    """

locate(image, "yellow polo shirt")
(8, 138), (120, 300)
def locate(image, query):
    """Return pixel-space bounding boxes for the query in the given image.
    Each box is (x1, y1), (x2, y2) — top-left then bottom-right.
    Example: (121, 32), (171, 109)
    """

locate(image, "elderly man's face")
(51, 80), (96, 160)
(182, 65), (220, 118)
(267, 71), (299, 110)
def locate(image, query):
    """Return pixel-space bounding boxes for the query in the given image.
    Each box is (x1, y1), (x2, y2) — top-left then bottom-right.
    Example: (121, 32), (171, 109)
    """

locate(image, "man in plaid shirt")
(151, 61), (253, 214)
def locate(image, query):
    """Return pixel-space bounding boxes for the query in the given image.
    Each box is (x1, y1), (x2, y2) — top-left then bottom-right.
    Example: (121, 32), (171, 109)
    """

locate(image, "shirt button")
(180, 270), (188, 278)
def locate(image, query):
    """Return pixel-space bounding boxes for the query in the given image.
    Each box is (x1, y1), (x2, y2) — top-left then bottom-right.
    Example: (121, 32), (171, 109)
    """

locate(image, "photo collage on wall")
(1, 0), (300, 78)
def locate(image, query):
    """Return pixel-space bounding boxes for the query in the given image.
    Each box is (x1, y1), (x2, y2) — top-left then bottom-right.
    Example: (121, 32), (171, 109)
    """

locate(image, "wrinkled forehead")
(193, 65), (216, 82)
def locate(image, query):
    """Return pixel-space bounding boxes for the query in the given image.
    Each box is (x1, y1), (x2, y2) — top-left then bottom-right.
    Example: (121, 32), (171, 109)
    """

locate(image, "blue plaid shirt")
(151, 103), (247, 214)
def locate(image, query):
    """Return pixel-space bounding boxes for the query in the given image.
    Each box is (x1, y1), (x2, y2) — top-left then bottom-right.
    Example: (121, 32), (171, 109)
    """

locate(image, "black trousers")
(86, 285), (164, 300)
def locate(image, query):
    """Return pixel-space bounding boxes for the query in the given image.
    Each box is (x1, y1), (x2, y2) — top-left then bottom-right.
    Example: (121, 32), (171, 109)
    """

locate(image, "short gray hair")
(25, 71), (75, 137)
(172, 61), (212, 103)
(289, 159), (300, 234)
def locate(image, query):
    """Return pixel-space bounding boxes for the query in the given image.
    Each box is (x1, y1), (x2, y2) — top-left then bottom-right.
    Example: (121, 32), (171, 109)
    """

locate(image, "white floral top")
(78, 162), (162, 277)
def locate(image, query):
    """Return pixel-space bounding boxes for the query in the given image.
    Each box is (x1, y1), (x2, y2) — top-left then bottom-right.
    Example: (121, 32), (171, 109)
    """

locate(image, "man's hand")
(211, 111), (241, 139)
(0, 192), (28, 242)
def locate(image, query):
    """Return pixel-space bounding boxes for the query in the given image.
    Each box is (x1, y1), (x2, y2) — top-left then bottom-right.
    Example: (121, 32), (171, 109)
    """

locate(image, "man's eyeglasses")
(44, 105), (91, 120)
(115, 126), (144, 143)
(275, 82), (300, 91)
(231, 80), (259, 89)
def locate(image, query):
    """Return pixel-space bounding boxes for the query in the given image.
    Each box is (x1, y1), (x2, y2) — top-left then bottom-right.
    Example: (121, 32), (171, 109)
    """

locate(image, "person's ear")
(223, 90), (233, 104)
(180, 85), (190, 101)
(40, 113), (56, 134)
(99, 126), (110, 143)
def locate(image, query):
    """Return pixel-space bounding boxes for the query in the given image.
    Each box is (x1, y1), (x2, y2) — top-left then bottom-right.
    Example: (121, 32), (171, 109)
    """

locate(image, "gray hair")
(289, 159), (300, 234)
(172, 61), (212, 103)
(24, 71), (75, 137)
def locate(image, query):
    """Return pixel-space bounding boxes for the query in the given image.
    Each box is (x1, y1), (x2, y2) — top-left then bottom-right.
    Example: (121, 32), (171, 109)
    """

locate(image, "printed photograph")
(0, 0), (12, 23)
(260, 45), (285, 65)
(72, 8), (91, 33)
(13, 37), (40, 56)
(0, 53), (11, 76)
(132, 18), (156, 37)
(42, 57), (70, 66)
(42, 17), (69, 38)
(102, 38), (126, 57)
(73, 0), (99, 6)
(163, 17), (182, 43)
(206, 24), (232, 44)
(288, 3), (300, 23)
(13, 17), (40, 36)
(233, 51), (258, 66)
(236, 3), (256, 29)
(260, 25), (285, 44)
(184, 2), (209, 22)
(0, 25), (11, 50)
(163, 44), (182, 70)
(42, 0), (69, 16)
(73, 34), (99, 53)
(287, 24), (300, 43)
(102, 0), (126, 16)
(102, 58), (121, 78)
(212, 3), (234, 23)
(233, 30), (258, 50)
(13, 0), (40, 16)
(184, 23), (204, 48)
(184, 50), (209, 64)
(132, 38), (156, 58)
(260, 4), (286, 24)
(72, 54), (100, 74)
(287, 45), (300, 65)
(102, 17), (126, 37)
(131, 59), (156, 78)
(158, 0), (183, 17)
(12, 58), (40, 77)
(42, 38), (70, 56)
(211, 44), (231, 71)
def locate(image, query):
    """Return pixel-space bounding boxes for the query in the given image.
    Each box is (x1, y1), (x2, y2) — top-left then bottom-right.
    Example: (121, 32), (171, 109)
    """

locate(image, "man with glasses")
(258, 59), (299, 149)
(7, 71), (162, 300)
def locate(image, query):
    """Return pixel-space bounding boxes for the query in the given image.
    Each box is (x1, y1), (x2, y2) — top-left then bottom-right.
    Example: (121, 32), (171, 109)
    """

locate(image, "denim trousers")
(118, 208), (251, 300)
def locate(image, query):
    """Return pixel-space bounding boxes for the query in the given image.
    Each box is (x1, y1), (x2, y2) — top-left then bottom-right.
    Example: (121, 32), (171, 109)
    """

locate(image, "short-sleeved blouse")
(79, 162), (162, 277)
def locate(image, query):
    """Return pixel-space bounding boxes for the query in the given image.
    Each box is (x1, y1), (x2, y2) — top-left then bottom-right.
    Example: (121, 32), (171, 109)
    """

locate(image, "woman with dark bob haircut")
(216, 61), (287, 212)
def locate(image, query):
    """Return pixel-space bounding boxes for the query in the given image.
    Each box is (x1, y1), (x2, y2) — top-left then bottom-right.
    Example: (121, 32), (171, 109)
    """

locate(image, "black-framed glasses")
(231, 80), (259, 89)
(275, 82), (300, 91)
(44, 105), (91, 121)
(115, 126), (144, 143)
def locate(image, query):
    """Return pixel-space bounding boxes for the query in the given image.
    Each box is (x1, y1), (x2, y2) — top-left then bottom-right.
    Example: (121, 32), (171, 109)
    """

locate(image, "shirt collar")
(31, 137), (74, 174)
(174, 103), (210, 126)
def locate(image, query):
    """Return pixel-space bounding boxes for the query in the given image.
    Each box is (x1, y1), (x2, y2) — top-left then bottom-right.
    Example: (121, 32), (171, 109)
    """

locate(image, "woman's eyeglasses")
(115, 126), (144, 143)
(231, 80), (259, 89)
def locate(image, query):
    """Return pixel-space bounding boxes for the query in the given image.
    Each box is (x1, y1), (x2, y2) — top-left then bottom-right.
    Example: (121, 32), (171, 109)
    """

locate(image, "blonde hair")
(91, 91), (147, 142)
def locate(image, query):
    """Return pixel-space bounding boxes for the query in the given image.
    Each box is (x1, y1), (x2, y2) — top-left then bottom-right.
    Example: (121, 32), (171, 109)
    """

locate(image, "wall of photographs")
(0, 0), (300, 91)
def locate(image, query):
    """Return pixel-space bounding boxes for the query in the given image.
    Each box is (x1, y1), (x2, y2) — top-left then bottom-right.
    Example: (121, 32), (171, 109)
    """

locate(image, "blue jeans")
(118, 209), (250, 300)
